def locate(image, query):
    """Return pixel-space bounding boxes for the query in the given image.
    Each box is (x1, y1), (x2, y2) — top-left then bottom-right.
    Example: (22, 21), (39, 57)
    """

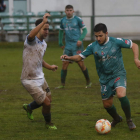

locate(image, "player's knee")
(104, 104), (112, 109)
(103, 102), (112, 108)
(43, 97), (51, 107)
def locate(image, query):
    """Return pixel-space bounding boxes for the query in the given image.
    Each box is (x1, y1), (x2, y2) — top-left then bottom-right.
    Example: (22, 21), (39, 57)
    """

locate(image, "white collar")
(66, 15), (74, 19)
(103, 37), (109, 45)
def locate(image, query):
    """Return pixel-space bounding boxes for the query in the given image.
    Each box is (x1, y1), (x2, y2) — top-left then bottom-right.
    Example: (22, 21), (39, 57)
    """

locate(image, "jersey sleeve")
(77, 16), (86, 29)
(60, 18), (64, 30)
(79, 43), (93, 58)
(116, 38), (132, 49)
(24, 34), (36, 46)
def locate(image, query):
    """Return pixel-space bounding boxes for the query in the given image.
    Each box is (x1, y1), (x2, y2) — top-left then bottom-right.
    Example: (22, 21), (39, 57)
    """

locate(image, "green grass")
(0, 41), (140, 140)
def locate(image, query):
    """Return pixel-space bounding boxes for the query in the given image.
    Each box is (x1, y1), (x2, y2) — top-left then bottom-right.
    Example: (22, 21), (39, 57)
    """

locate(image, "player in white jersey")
(21, 13), (58, 130)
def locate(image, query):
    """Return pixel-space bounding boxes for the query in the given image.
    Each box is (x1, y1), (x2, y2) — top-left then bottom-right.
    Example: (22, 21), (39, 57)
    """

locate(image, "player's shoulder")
(87, 41), (97, 48)
(61, 16), (66, 22)
(74, 15), (82, 21)
(110, 36), (126, 44)
(109, 36), (122, 44)
(109, 36), (117, 42)
(24, 34), (36, 45)
(110, 36), (126, 42)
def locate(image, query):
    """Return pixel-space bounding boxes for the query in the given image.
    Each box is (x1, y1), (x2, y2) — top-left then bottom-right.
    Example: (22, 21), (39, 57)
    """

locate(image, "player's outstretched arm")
(42, 60), (58, 71)
(132, 42), (140, 69)
(60, 55), (82, 62)
(28, 13), (50, 41)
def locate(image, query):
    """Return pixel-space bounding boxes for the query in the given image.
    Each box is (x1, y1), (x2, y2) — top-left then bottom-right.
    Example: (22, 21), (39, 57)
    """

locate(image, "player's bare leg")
(42, 96), (57, 129)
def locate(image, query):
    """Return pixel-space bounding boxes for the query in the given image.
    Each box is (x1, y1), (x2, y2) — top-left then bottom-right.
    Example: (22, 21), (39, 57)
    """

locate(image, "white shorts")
(21, 78), (51, 105)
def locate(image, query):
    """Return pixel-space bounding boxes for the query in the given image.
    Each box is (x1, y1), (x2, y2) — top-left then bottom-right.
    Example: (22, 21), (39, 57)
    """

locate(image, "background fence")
(0, 11), (140, 42)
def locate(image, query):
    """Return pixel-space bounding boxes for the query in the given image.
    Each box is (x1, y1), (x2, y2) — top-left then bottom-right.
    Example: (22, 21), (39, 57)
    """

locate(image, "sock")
(43, 113), (51, 123)
(61, 69), (67, 85)
(119, 96), (131, 120)
(28, 101), (41, 110)
(82, 68), (90, 84)
(105, 105), (120, 120)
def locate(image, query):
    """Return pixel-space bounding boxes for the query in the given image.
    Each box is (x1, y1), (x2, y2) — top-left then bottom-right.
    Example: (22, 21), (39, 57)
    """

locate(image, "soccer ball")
(95, 119), (111, 134)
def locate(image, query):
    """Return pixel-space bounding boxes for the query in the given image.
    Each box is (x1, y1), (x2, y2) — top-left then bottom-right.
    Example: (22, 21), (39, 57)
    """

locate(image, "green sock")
(82, 68), (90, 84)
(105, 105), (120, 120)
(119, 96), (131, 120)
(61, 69), (67, 85)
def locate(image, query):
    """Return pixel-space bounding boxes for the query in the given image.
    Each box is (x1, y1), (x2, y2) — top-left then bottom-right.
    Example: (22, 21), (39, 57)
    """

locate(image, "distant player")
(21, 13), (58, 130)
(61, 23), (140, 130)
(0, 0), (6, 12)
(55, 5), (92, 89)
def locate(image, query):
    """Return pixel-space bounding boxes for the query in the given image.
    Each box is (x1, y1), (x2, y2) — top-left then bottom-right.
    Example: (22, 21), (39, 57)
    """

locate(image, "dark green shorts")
(63, 42), (84, 55)
(100, 76), (127, 100)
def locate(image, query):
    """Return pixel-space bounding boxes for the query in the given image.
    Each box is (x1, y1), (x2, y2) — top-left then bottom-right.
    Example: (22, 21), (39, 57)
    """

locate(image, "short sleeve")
(80, 43), (93, 58)
(116, 38), (132, 48)
(24, 34), (36, 46)
(77, 16), (86, 29)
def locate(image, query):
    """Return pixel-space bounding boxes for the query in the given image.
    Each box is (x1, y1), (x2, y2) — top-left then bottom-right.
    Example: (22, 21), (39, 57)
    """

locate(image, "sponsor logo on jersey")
(101, 51), (104, 55)
(114, 77), (120, 83)
(111, 48), (116, 53)
(125, 40), (130, 45)
(102, 93), (106, 97)
(95, 52), (98, 55)
(82, 21), (84, 24)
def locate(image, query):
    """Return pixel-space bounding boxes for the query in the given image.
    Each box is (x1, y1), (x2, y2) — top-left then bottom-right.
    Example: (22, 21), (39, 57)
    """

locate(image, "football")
(95, 119), (111, 134)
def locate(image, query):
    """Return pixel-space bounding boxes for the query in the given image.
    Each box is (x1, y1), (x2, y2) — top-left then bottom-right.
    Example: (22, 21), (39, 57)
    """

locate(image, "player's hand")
(134, 59), (140, 69)
(43, 13), (51, 23)
(60, 55), (69, 60)
(77, 40), (82, 47)
(51, 65), (58, 71)
(61, 46), (65, 50)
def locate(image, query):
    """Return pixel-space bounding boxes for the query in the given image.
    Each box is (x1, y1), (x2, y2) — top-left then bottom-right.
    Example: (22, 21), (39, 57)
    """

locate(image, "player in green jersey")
(55, 5), (92, 89)
(60, 23), (140, 130)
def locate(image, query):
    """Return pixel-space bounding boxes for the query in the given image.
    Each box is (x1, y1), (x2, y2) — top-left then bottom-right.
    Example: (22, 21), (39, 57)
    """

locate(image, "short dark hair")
(65, 5), (73, 9)
(35, 19), (49, 26)
(94, 23), (107, 33)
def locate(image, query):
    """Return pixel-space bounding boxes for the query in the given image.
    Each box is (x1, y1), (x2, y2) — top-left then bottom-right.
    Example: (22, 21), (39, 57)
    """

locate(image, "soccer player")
(55, 5), (92, 89)
(61, 23), (140, 130)
(21, 13), (58, 130)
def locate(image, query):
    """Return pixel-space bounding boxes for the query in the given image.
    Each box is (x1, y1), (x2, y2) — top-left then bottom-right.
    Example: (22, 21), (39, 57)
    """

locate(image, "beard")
(98, 36), (107, 45)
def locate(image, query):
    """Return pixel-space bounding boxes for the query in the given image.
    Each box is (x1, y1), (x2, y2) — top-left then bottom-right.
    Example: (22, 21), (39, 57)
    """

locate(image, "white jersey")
(21, 35), (47, 80)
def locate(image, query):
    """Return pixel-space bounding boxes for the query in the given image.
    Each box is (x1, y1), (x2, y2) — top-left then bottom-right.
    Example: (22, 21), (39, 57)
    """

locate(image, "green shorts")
(100, 76), (127, 100)
(63, 42), (84, 57)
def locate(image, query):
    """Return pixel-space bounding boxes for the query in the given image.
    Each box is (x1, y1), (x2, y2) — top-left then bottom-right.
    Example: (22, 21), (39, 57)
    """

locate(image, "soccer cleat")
(23, 104), (34, 120)
(85, 82), (92, 88)
(46, 123), (57, 130)
(55, 85), (65, 89)
(127, 119), (136, 130)
(111, 116), (123, 127)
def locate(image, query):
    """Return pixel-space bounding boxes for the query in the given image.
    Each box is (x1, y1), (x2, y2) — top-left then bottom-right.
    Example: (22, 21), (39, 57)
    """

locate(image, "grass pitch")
(0, 41), (140, 140)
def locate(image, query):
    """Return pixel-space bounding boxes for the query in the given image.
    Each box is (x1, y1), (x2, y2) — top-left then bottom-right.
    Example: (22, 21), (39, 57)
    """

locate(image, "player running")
(61, 23), (140, 130)
(21, 13), (58, 130)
